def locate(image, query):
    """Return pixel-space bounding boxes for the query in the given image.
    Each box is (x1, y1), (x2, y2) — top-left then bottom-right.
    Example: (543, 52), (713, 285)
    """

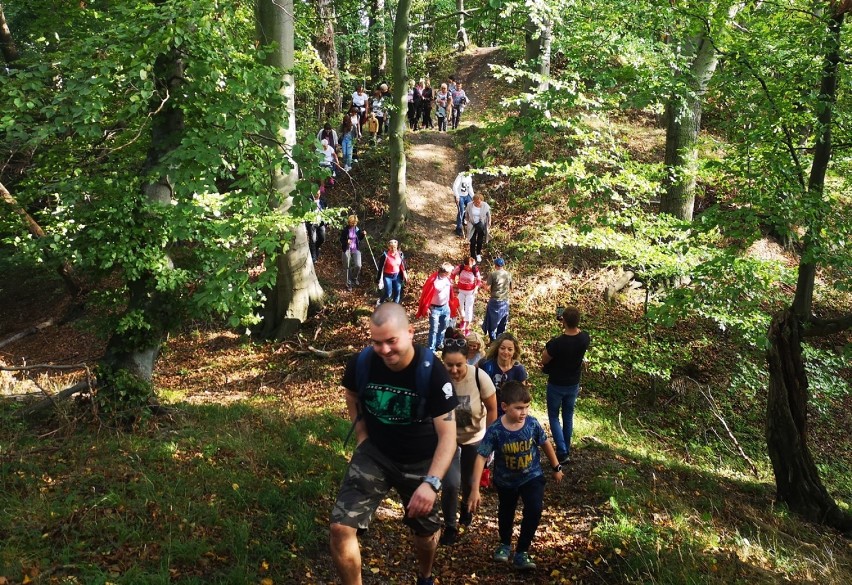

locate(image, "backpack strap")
(345, 347), (374, 447)
(474, 365), (481, 394)
(413, 348), (435, 421)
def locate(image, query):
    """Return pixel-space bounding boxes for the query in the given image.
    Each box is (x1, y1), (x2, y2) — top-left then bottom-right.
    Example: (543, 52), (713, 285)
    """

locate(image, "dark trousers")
(421, 104), (433, 128)
(452, 106), (462, 129)
(497, 476), (545, 553)
(469, 228), (485, 257)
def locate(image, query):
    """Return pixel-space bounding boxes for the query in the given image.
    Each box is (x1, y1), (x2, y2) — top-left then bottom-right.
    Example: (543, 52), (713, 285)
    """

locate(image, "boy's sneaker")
(439, 526), (457, 546)
(557, 452), (571, 466)
(513, 551), (536, 571)
(416, 575), (434, 585)
(492, 543), (511, 563)
(458, 510), (473, 527)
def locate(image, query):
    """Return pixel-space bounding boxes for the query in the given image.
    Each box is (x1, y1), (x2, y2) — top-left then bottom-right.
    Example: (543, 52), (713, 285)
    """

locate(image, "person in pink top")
(427, 263), (455, 352)
(377, 239), (409, 304)
(451, 256), (482, 336)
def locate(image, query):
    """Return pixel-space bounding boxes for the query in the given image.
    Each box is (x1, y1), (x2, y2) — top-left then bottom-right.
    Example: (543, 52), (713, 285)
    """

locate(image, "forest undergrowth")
(1, 47), (851, 585)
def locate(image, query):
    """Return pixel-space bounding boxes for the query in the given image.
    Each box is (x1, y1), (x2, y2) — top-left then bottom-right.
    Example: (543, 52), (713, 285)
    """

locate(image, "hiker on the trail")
(453, 166), (475, 237)
(377, 239), (409, 304)
(417, 263), (459, 353)
(407, 84), (418, 130)
(480, 331), (528, 415)
(447, 76), (457, 122)
(380, 83), (391, 132)
(482, 258), (512, 341)
(365, 111), (380, 144)
(465, 193), (491, 262)
(412, 81), (423, 131)
(306, 188), (327, 264)
(451, 81), (469, 130)
(329, 303), (458, 585)
(317, 122), (338, 150)
(351, 84), (369, 127)
(370, 87), (386, 138)
(451, 256), (482, 336)
(421, 79), (434, 130)
(468, 380), (564, 571)
(318, 138), (340, 194)
(339, 215), (365, 291)
(340, 114), (357, 171)
(438, 338), (498, 547)
(465, 332), (484, 365)
(542, 306), (590, 466)
(347, 106), (361, 163)
(435, 83), (449, 132)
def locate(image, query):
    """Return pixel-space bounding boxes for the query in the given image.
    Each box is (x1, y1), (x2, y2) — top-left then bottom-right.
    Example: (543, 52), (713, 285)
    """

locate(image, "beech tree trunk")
(456, 0), (469, 50)
(256, 0), (324, 340)
(386, 0), (412, 234)
(314, 0), (340, 121)
(103, 45), (186, 390)
(660, 27), (719, 221)
(369, 0), (387, 84)
(0, 3), (19, 64)
(519, 14), (541, 119)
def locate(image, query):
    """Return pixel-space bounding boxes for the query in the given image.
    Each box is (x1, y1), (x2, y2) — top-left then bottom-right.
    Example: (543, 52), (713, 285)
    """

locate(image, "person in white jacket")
(452, 166), (475, 237)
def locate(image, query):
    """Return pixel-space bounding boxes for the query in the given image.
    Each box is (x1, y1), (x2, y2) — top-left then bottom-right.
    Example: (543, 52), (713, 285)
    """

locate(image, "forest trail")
(402, 46), (504, 272)
(336, 48), (602, 585)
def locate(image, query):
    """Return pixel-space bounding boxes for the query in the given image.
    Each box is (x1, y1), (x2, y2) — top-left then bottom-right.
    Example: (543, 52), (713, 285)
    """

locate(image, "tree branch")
(803, 314), (852, 337)
(408, 9), (480, 31)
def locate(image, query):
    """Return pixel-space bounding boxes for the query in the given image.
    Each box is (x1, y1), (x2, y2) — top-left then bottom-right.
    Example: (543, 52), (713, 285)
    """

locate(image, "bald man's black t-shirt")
(343, 346), (457, 463)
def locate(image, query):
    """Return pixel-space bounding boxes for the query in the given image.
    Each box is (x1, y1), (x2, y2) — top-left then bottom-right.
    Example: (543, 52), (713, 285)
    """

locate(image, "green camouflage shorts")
(330, 439), (441, 535)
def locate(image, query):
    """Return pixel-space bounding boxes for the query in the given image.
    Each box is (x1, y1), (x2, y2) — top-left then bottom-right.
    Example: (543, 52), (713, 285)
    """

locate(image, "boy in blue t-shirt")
(468, 381), (564, 570)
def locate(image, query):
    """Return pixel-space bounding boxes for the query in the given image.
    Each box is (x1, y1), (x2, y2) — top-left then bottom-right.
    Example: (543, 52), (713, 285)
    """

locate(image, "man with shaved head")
(330, 303), (458, 585)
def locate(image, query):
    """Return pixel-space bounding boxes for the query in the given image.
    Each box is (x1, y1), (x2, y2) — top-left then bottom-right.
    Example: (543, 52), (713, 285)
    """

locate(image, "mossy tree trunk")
(256, 0), (325, 341)
(387, 0), (412, 234)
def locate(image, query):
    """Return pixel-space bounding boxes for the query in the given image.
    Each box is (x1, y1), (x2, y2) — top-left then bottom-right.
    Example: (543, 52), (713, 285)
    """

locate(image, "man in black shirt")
(330, 303), (458, 585)
(541, 306), (590, 464)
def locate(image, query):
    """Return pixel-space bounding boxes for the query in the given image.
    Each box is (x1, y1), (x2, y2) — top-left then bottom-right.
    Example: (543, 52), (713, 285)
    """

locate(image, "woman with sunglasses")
(480, 332), (528, 415)
(439, 338), (498, 546)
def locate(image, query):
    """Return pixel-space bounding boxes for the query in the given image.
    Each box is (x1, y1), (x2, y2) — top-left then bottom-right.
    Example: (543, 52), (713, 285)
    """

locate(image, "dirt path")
(401, 46), (505, 278)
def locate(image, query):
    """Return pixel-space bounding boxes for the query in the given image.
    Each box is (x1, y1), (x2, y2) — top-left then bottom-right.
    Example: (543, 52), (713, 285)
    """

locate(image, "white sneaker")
(476, 255), (482, 263)
(344, 165), (352, 171)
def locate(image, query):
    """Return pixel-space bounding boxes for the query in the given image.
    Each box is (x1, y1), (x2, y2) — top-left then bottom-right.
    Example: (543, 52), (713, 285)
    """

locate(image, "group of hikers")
(319, 78), (592, 584)
(330, 302), (591, 584)
(406, 76), (470, 132)
(317, 76), (473, 177)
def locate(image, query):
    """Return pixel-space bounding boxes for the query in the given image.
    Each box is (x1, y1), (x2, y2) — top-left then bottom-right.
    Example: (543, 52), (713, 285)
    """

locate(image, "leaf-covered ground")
(2, 47), (851, 585)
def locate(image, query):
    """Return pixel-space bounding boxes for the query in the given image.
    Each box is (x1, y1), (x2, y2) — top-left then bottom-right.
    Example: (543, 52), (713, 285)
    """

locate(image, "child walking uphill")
(468, 381), (564, 571)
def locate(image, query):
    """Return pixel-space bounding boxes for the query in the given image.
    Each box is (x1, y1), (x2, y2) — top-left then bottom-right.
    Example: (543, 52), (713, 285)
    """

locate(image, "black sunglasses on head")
(443, 338), (468, 350)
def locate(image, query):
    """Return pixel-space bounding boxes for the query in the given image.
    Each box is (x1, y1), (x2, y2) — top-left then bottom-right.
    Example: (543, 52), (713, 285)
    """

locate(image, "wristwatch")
(422, 475), (442, 492)
(552, 464), (563, 473)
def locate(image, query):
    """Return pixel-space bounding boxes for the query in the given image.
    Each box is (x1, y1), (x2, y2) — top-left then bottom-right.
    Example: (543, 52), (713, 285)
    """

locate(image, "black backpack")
(344, 347), (436, 446)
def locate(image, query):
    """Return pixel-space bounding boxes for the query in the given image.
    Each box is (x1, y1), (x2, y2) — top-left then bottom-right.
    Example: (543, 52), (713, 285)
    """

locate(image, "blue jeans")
(456, 194), (472, 231)
(546, 382), (580, 458)
(427, 304), (450, 351)
(341, 135), (353, 167)
(381, 272), (403, 303)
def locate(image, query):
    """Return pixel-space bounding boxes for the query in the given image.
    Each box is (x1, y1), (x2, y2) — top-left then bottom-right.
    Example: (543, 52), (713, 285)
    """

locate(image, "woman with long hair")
(479, 332), (528, 415)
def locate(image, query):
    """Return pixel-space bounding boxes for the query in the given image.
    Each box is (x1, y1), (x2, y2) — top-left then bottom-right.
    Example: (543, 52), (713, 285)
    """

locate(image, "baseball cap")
(495, 258), (505, 266)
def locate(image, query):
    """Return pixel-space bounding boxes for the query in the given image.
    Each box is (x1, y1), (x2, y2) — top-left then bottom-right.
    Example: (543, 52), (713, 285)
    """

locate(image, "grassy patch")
(0, 397), (348, 584)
